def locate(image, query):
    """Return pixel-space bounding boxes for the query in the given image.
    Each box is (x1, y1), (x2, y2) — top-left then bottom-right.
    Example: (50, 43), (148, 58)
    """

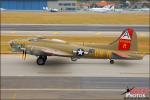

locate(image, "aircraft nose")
(9, 40), (17, 52)
(9, 40), (15, 47)
(9, 40), (24, 52)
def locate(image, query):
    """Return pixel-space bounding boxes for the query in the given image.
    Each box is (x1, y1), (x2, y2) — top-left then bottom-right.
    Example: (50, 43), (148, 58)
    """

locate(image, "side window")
(88, 49), (95, 54)
(59, 3), (63, 6)
(72, 3), (75, 6)
(64, 3), (71, 6)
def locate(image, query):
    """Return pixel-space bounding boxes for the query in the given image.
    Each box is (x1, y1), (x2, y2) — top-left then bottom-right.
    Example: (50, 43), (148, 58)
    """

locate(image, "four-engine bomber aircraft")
(9, 28), (144, 65)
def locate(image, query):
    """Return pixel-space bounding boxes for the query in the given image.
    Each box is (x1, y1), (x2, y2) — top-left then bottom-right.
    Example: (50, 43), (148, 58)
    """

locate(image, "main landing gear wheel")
(110, 60), (114, 64)
(37, 56), (47, 65)
(71, 57), (78, 61)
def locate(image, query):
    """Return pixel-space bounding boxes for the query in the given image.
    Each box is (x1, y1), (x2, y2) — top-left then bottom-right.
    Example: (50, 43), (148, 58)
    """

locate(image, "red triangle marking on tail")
(118, 28), (134, 51)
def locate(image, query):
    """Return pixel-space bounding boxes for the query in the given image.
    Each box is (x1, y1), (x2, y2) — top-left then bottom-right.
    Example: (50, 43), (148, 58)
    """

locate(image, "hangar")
(1, 0), (77, 10)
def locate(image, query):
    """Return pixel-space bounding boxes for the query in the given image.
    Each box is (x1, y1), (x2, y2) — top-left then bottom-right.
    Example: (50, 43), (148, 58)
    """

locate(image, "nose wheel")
(37, 56), (47, 65)
(110, 60), (114, 64)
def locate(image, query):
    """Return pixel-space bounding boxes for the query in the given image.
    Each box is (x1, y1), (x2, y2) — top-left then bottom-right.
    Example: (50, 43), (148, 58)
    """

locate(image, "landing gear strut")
(37, 56), (47, 65)
(110, 60), (114, 64)
(71, 57), (78, 61)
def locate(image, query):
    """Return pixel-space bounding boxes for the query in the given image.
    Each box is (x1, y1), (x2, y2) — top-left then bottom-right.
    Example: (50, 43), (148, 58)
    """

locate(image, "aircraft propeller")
(21, 48), (27, 60)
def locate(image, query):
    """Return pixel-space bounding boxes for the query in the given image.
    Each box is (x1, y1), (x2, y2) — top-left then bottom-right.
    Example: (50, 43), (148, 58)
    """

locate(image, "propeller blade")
(22, 50), (24, 59)
(24, 50), (27, 60)
(21, 48), (27, 60)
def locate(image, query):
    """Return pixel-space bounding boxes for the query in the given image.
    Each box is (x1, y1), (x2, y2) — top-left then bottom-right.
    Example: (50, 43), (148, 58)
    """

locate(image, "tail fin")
(110, 28), (137, 51)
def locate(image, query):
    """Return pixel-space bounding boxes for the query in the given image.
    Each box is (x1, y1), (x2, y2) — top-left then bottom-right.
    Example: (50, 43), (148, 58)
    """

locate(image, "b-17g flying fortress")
(10, 28), (144, 65)
(1, 0), (149, 100)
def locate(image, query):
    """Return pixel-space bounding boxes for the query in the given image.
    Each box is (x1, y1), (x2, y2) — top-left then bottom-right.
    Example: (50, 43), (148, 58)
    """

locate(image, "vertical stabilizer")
(110, 28), (137, 51)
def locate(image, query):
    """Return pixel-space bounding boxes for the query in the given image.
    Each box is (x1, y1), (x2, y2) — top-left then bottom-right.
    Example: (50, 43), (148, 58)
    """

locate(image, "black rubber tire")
(110, 60), (114, 64)
(42, 56), (47, 61)
(37, 57), (46, 65)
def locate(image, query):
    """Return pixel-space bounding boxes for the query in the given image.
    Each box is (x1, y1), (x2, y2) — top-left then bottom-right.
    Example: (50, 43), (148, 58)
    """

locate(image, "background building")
(47, 0), (77, 11)
(1, 0), (149, 10)
(1, 0), (48, 10)
(1, 0), (77, 11)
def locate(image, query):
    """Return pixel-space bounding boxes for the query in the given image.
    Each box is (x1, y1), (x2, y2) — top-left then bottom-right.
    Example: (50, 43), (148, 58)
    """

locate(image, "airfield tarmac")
(1, 55), (149, 77)
(1, 24), (149, 32)
(1, 55), (149, 99)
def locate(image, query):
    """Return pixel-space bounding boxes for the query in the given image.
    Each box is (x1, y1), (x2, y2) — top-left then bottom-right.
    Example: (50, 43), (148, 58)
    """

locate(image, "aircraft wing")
(27, 46), (72, 57)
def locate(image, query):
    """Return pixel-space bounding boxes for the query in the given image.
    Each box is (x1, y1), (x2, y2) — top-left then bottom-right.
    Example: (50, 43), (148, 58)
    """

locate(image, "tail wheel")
(37, 56), (47, 65)
(110, 60), (114, 64)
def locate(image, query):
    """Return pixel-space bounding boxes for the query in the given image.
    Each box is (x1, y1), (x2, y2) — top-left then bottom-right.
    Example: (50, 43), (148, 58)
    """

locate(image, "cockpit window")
(28, 38), (38, 42)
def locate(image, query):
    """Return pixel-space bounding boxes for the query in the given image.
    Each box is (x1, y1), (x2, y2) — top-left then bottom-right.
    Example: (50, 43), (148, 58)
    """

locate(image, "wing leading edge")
(27, 45), (72, 57)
